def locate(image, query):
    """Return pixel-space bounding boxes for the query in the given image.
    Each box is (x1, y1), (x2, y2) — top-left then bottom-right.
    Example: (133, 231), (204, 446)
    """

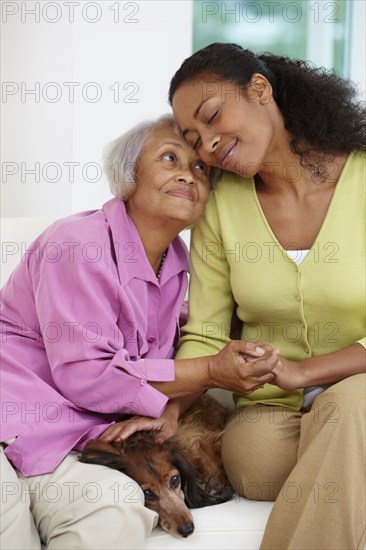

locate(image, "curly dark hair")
(169, 43), (366, 180)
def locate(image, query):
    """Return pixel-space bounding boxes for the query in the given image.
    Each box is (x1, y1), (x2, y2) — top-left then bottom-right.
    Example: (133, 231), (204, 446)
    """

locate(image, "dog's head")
(80, 432), (203, 537)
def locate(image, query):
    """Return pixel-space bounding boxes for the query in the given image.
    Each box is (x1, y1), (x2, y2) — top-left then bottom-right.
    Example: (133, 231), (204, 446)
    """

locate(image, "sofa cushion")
(144, 497), (274, 549)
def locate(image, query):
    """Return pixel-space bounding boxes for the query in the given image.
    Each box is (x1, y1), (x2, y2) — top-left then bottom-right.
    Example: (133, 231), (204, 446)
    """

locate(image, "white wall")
(349, 0), (366, 99)
(1, 0), (193, 218)
(1, 0), (365, 223)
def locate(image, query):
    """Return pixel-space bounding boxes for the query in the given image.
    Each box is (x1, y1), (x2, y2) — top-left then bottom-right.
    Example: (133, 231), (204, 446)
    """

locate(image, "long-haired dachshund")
(79, 394), (234, 538)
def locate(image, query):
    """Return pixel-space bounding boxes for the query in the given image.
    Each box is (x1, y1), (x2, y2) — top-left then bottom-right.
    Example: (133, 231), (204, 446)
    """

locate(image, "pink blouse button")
(147, 337), (156, 344)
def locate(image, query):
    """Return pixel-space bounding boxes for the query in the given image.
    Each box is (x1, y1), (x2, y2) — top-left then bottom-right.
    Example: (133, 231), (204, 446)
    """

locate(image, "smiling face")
(171, 74), (279, 178)
(126, 122), (211, 230)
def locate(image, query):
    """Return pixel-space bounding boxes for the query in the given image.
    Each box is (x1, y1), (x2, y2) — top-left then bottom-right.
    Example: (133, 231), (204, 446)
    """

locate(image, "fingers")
(255, 342), (275, 353)
(98, 424), (120, 442)
(155, 425), (174, 445)
(231, 340), (276, 360)
(246, 349), (279, 376)
(238, 351), (277, 393)
(253, 372), (276, 390)
(99, 417), (157, 442)
(232, 340), (266, 357)
(245, 345), (277, 364)
(261, 348), (279, 367)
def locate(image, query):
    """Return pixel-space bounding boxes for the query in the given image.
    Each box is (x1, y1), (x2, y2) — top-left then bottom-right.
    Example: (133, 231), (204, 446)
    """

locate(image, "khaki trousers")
(0, 450), (157, 550)
(222, 374), (366, 550)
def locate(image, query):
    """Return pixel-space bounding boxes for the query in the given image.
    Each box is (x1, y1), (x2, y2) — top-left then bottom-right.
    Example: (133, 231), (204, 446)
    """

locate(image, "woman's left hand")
(271, 355), (305, 391)
(99, 406), (179, 444)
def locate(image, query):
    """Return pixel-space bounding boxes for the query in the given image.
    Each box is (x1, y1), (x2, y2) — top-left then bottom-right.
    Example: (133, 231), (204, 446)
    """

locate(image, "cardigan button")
(147, 337), (156, 344)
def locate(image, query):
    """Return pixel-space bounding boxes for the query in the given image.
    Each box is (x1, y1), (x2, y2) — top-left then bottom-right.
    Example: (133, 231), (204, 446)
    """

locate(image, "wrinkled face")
(171, 75), (276, 178)
(126, 123), (211, 229)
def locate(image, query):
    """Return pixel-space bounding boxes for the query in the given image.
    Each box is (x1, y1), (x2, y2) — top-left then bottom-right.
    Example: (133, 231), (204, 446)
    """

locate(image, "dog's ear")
(171, 447), (234, 508)
(171, 448), (209, 508)
(84, 439), (122, 454)
(79, 439), (129, 472)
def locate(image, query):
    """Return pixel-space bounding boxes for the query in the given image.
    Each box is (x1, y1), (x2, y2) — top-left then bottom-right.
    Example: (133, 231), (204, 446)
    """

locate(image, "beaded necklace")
(157, 250), (168, 280)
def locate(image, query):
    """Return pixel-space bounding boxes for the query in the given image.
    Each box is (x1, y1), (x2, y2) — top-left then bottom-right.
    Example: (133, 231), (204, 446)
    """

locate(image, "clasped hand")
(99, 340), (304, 444)
(221, 340), (304, 393)
(208, 339), (278, 395)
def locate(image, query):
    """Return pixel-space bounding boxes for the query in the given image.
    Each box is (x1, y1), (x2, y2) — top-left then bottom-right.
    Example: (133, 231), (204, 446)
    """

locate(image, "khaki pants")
(0, 450), (157, 550)
(222, 374), (366, 550)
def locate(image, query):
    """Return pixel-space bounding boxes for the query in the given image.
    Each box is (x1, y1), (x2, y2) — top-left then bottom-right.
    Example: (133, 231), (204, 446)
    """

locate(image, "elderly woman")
(0, 113), (275, 550)
(168, 43), (366, 549)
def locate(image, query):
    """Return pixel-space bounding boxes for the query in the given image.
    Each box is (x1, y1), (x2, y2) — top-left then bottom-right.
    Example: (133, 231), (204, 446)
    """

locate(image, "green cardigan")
(176, 151), (366, 410)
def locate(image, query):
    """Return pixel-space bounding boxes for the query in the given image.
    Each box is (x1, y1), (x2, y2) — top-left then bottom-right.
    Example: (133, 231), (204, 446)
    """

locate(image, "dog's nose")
(177, 522), (194, 538)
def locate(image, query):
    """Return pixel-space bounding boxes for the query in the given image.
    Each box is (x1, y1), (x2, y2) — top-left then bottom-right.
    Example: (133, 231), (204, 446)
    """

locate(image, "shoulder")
(350, 150), (366, 160)
(346, 150), (366, 175)
(199, 171), (256, 233)
(170, 234), (190, 272)
(209, 171), (254, 218)
(25, 207), (114, 272)
(214, 170), (253, 199)
(339, 151), (366, 198)
(39, 208), (109, 247)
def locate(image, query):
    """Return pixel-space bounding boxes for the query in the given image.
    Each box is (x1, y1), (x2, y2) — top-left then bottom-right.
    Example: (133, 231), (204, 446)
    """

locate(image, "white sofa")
(1, 217), (275, 549)
(145, 498), (273, 549)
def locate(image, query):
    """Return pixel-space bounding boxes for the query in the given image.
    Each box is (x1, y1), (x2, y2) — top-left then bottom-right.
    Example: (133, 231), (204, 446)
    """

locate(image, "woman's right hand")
(99, 402), (180, 443)
(207, 340), (278, 394)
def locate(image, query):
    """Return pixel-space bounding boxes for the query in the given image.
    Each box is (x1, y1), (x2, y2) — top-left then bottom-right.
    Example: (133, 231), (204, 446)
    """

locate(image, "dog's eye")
(170, 474), (181, 489)
(143, 489), (157, 501)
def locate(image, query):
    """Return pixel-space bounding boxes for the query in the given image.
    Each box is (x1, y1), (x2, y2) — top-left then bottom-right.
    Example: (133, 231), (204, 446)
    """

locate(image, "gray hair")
(103, 113), (220, 200)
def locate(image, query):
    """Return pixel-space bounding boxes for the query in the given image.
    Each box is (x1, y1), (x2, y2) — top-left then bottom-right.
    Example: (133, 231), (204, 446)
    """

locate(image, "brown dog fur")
(80, 394), (233, 537)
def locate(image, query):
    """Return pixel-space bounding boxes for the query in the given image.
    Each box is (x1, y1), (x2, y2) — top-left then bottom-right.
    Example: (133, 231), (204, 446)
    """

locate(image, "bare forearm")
(166, 393), (204, 421)
(150, 357), (212, 399)
(301, 343), (366, 386)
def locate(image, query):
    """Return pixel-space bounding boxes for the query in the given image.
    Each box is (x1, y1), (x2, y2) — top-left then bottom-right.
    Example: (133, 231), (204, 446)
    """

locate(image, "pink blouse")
(0, 198), (189, 476)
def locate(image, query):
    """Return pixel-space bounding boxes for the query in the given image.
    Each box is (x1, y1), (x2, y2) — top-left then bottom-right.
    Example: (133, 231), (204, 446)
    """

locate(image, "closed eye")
(193, 136), (201, 150)
(207, 110), (218, 124)
(143, 489), (157, 501)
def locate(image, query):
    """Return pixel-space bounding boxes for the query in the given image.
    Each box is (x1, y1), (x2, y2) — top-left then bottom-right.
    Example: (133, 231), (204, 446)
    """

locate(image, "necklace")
(157, 250), (168, 280)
